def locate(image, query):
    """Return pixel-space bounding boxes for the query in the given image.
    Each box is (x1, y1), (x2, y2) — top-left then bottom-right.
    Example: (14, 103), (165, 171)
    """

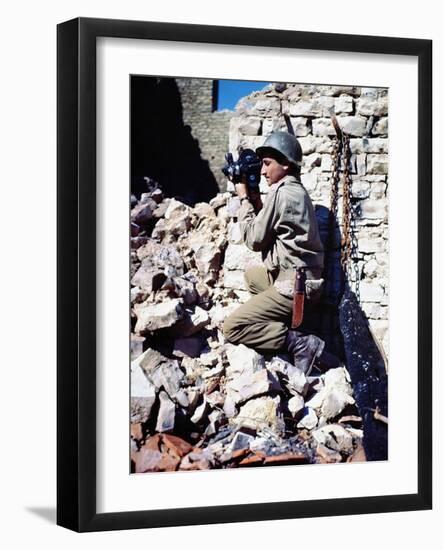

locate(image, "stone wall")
(227, 83), (389, 358)
(176, 78), (233, 191)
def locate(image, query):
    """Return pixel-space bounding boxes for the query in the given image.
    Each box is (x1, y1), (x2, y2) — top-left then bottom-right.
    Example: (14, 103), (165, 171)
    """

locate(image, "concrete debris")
(155, 390), (176, 433)
(224, 243), (261, 271)
(200, 350), (220, 367)
(138, 349), (189, 408)
(230, 430), (256, 452)
(312, 424), (354, 454)
(130, 363), (157, 424)
(131, 200), (155, 225)
(129, 184), (372, 470)
(225, 344), (265, 376)
(134, 298), (185, 334)
(135, 240), (184, 279)
(297, 407), (319, 430)
(132, 433), (194, 472)
(191, 396), (211, 425)
(205, 390), (225, 408)
(202, 364), (224, 380)
(268, 356), (309, 396)
(179, 448), (215, 470)
(209, 192), (231, 210)
(288, 394), (305, 417)
(205, 410), (225, 437)
(306, 367), (355, 420)
(316, 443), (343, 463)
(131, 334), (145, 360)
(226, 368), (282, 406)
(233, 395), (285, 434)
(192, 202), (216, 219)
(170, 306), (210, 338)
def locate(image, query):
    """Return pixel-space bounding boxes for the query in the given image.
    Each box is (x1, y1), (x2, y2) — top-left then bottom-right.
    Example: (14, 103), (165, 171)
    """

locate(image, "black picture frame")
(57, 17), (432, 532)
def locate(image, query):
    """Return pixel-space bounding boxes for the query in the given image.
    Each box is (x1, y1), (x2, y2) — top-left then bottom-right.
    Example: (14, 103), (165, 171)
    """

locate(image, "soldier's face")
(260, 157), (289, 185)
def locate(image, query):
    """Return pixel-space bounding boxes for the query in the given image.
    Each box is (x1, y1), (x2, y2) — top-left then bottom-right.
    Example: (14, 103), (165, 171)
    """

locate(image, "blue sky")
(217, 79), (271, 111)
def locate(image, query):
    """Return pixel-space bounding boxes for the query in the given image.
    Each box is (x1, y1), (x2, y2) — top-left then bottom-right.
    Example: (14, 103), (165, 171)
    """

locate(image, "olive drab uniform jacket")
(237, 174), (325, 302)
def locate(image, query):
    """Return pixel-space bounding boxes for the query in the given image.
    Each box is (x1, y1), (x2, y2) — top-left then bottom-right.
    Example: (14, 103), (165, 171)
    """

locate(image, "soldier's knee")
(244, 268), (253, 292)
(244, 266), (263, 293)
(222, 313), (238, 344)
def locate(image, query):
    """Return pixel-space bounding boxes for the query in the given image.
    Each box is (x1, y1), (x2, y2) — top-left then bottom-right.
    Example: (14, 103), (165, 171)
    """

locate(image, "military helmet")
(256, 131), (303, 167)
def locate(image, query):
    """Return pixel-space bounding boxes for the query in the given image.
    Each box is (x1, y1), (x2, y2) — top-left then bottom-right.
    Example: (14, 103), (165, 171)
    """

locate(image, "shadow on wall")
(315, 203), (388, 461)
(315, 203), (386, 368)
(131, 76), (219, 205)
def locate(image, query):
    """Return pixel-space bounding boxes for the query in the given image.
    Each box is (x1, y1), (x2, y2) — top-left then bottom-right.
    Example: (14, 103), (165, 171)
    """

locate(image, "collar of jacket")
(271, 174), (302, 192)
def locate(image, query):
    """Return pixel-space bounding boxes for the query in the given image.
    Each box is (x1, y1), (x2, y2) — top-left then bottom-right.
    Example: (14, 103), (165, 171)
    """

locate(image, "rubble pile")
(130, 186), (364, 473)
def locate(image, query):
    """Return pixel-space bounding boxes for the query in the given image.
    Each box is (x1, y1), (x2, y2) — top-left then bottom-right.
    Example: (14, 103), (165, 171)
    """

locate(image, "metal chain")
(341, 133), (360, 301)
(341, 135), (352, 272)
(329, 137), (341, 232)
(325, 117), (360, 302)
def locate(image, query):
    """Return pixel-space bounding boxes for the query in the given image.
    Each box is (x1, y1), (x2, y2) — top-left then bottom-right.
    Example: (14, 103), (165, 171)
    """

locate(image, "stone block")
(352, 179), (371, 199)
(358, 236), (385, 253)
(238, 117), (262, 136)
(225, 343), (265, 376)
(312, 118), (335, 136)
(224, 243), (262, 271)
(372, 117), (388, 135)
(230, 431), (255, 452)
(359, 281), (385, 302)
(359, 198), (388, 220)
(223, 269), (247, 291)
(262, 117), (286, 136)
(337, 116), (368, 137)
(156, 390), (176, 433)
(290, 98), (322, 117)
(233, 395), (284, 433)
(370, 180), (387, 199)
(319, 96), (335, 115)
(297, 407), (318, 430)
(226, 368), (281, 405)
(134, 298), (184, 334)
(250, 97), (281, 116)
(170, 306), (210, 338)
(130, 363), (157, 423)
(356, 154), (366, 176)
(194, 243), (222, 275)
(367, 154), (388, 174)
(349, 138), (388, 154)
(289, 116), (310, 136)
(131, 201), (154, 225)
(304, 152), (322, 169)
(356, 96), (388, 117)
(312, 424), (353, 453)
(300, 172), (317, 193)
(335, 95), (354, 114)
(361, 303), (388, 320)
(298, 136), (333, 154)
(288, 394), (305, 417)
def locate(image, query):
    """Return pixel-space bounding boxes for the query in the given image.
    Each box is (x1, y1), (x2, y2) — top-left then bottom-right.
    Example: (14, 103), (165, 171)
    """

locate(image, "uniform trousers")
(222, 266), (294, 353)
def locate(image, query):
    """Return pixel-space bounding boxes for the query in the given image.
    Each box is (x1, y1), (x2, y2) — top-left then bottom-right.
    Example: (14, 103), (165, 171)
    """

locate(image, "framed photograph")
(57, 17), (432, 532)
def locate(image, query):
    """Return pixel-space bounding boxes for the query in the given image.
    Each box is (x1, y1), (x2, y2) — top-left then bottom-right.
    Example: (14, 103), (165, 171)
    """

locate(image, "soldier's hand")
(249, 189), (263, 213)
(234, 182), (248, 200)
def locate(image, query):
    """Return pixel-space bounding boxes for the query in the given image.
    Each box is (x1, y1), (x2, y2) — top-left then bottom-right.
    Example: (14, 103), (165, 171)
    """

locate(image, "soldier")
(222, 131), (340, 375)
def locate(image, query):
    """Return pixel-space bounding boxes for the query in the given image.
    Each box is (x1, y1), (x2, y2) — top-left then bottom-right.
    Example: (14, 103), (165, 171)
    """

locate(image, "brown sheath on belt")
(291, 268), (306, 328)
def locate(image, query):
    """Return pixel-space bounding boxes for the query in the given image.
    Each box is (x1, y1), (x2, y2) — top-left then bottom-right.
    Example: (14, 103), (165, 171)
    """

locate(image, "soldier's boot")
(284, 330), (341, 376)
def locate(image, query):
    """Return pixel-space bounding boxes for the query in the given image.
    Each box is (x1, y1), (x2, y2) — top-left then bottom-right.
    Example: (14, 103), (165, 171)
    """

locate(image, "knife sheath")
(291, 268), (306, 329)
